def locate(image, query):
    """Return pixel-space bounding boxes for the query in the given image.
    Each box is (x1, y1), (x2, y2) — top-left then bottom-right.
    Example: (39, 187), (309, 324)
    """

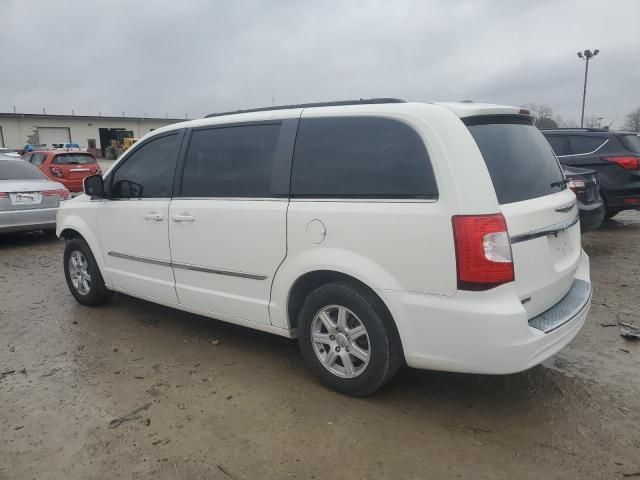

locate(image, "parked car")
(57, 99), (591, 395)
(562, 166), (604, 232)
(22, 150), (101, 193)
(542, 128), (640, 219)
(0, 157), (70, 235)
(51, 143), (82, 150)
(0, 147), (20, 158)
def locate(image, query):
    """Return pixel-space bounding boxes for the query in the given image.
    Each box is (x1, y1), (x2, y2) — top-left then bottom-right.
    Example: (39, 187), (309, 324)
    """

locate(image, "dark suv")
(542, 128), (640, 218)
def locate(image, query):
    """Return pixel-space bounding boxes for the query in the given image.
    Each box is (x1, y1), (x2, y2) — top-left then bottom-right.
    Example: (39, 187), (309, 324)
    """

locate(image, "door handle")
(144, 212), (164, 221)
(172, 213), (195, 222)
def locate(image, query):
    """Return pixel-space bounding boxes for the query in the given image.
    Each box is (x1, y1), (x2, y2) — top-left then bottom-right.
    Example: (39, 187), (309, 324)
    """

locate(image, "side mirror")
(84, 175), (104, 197)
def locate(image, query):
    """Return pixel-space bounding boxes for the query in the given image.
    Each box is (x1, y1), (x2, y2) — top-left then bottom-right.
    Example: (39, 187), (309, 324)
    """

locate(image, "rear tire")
(64, 237), (113, 306)
(605, 208), (621, 220)
(297, 281), (404, 396)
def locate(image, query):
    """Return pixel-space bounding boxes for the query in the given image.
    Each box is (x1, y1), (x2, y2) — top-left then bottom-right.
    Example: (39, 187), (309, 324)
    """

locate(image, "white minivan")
(58, 99), (591, 395)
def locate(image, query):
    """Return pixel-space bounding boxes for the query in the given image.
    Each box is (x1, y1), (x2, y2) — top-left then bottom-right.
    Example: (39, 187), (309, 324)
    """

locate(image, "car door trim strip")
(107, 252), (267, 280)
(555, 138), (609, 158)
(510, 215), (580, 244)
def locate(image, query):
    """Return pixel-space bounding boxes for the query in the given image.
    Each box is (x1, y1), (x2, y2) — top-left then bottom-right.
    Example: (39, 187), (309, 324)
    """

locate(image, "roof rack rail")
(205, 98), (406, 118)
(540, 127), (608, 132)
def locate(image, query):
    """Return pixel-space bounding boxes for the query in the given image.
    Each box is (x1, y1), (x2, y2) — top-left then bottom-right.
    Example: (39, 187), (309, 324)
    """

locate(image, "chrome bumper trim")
(510, 215), (580, 244)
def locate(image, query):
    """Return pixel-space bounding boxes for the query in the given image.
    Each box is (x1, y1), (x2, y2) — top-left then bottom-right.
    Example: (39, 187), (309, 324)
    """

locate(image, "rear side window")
(618, 134), (640, 153)
(181, 123), (280, 197)
(111, 133), (180, 199)
(568, 136), (607, 155)
(465, 117), (564, 204)
(30, 153), (47, 166)
(545, 135), (568, 156)
(291, 117), (437, 198)
(0, 160), (47, 180)
(53, 154), (96, 165)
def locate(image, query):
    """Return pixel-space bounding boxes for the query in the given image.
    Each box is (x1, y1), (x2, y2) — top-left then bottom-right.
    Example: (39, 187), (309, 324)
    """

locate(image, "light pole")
(577, 49), (599, 128)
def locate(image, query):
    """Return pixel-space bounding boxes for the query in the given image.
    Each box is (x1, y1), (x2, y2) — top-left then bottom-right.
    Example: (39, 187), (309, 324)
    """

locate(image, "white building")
(0, 112), (187, 156)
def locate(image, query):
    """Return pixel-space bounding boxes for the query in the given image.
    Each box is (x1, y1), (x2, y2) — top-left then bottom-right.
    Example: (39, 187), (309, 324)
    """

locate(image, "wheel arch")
(285, 270), (398, 337)
(58, 216), (110, 285)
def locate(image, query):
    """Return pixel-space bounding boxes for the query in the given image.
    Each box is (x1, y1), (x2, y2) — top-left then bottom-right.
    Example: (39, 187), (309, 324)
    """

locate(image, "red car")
(22, 150), (101, 193)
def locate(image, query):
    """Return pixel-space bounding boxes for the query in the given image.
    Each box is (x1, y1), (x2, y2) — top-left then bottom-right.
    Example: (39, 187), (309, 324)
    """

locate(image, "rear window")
(291, 117), (437, 198)
(618, 134), (640, 153)
(465, 117), (564, 204)
(0, 160), (47, 180)
(53, 154), (96, 165)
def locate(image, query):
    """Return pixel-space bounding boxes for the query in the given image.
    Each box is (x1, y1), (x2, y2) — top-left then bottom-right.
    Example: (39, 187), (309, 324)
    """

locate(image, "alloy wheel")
(311, 304), (371, 378)
(69, 250), (91, 295)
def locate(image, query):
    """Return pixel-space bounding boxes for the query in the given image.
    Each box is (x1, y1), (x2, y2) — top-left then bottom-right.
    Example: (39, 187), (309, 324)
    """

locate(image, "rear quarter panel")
(270, 103), (501, 329)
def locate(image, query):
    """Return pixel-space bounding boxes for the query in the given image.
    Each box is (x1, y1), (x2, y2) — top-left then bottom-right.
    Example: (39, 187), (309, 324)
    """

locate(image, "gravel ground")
(1, 212), (639, 479)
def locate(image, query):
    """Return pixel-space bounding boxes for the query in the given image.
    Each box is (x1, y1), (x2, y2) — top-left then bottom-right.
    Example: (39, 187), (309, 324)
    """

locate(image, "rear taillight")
(604, 156), (640, 170)
(0, 192), (8, 198)
(43, 189), (71, 200)
(50, 166), (64, 178)
(567, 178), (585, 192)
(452, 214), (514, 291)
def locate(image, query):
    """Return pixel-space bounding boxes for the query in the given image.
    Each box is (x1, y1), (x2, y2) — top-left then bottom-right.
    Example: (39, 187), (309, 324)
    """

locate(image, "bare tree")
(622, 107), (640, 132)
(584, 116), (601, 128)
(522, 103), (567, 129)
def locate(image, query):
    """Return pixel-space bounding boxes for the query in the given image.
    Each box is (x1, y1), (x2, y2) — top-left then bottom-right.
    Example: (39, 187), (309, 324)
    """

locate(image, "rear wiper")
(550, 178), (568, 188)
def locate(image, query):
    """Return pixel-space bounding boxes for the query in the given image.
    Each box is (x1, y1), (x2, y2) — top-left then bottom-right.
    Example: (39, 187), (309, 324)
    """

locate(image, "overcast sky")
(1, 0), (638, 127)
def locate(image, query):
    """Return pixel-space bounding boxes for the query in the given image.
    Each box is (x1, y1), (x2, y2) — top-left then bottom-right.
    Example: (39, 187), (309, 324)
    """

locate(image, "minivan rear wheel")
(297, 281), (403, 396)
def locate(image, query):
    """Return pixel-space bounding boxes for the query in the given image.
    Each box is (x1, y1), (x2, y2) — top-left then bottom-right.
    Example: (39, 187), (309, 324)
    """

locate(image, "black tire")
(605, 208), (621, 220)
(43, 228), (57, 239)
(63, 237), (113, 306)
(297, 281), (404, 396)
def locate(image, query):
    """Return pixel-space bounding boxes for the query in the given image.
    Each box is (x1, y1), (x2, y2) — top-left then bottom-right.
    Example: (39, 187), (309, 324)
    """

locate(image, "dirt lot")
(1, 212), (639, 480)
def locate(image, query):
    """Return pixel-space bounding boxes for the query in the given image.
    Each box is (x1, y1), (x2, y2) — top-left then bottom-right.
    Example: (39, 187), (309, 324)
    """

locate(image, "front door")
(98, 130), (184, 302)
(169, 120), (296, 324)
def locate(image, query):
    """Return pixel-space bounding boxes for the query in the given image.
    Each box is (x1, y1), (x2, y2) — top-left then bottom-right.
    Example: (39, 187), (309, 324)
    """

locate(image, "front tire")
(64, 237), (113, 306)
(297, 282), (403, 396)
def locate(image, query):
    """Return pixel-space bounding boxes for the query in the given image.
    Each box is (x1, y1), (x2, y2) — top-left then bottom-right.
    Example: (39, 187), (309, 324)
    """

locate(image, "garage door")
(37, 127), (71, 146)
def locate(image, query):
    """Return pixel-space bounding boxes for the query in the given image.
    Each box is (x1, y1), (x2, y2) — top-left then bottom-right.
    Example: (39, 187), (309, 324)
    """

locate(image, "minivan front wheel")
(63, 237), (113, 306)
(298, 282), (403, 396)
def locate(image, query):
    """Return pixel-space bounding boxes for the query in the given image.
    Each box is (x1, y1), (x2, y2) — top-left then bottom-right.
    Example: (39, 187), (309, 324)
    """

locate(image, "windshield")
(618, 134), (640, 153)
(0, 160), (48, 180)
(465, 116), (565, 204)
(53, 154), (96, 165)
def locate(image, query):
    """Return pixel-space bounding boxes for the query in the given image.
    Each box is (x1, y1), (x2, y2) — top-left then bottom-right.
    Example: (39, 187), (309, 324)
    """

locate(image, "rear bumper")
(0, 208), (57, 233)
(381, 250), (591, 374)
(64, 181), (84, 193)
(577, 200), (604, 232)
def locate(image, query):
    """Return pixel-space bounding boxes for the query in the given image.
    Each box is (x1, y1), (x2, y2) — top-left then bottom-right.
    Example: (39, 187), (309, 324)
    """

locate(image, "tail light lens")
(604, 156), (640, 170)
(50, 166), (64, 178)
(0, 192), (8, 198)
(43, 189), (71, 200)
(567, 178), (585, 192)
(452, 214), (514, 290)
